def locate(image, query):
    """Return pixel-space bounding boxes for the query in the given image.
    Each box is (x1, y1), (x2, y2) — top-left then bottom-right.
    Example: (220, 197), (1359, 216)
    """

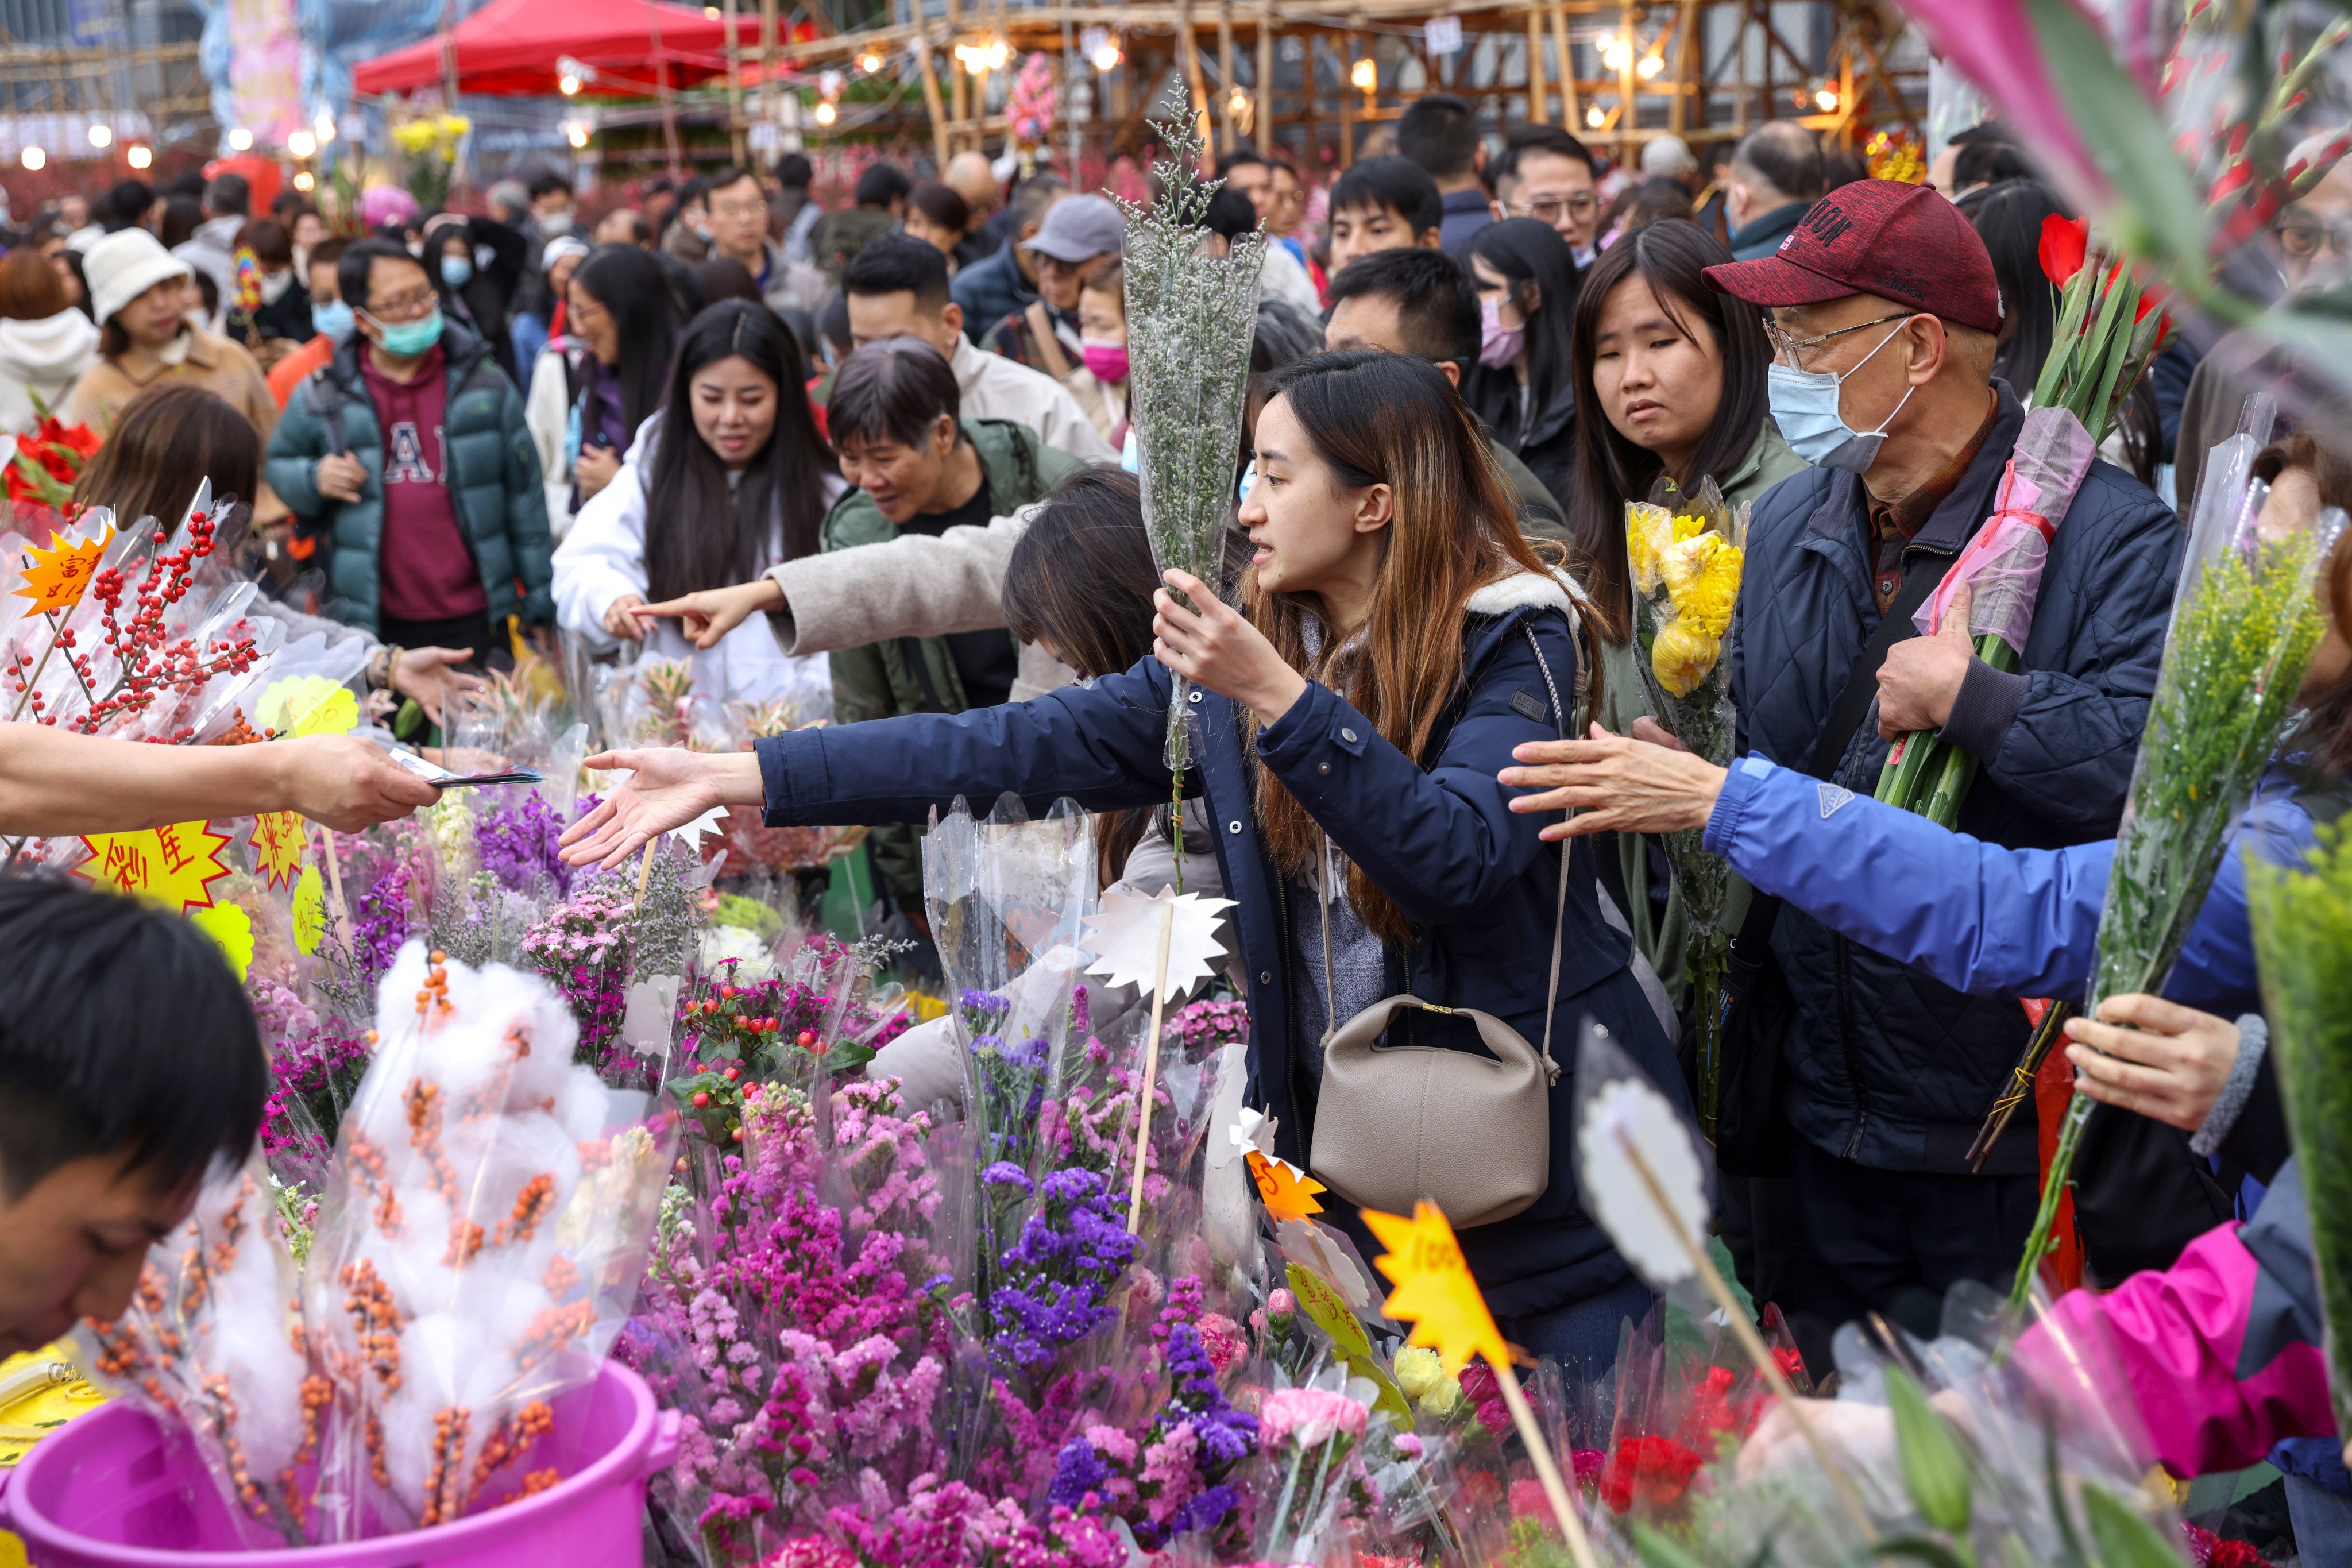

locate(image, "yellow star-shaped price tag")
(190, 902), (253, 979)
(75, 821), (231, 916)
(12, 523), (111, 613)
(1243, 1148), (1327, 1224)
(1364, 1200), (1510, 1376)
(291, 864), (326, 956)
(251, 810), (306, 890)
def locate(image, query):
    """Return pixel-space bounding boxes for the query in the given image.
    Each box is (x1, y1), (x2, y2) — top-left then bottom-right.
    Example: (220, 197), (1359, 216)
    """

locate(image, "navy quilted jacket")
(755, 574), (1685, 1316)
(1730, 383), (2183, 1173)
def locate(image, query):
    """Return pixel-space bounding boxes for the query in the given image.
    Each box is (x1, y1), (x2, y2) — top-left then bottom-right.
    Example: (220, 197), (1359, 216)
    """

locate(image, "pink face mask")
(1479, 296), (1526, 369)
(1080, 337), (1130, 384)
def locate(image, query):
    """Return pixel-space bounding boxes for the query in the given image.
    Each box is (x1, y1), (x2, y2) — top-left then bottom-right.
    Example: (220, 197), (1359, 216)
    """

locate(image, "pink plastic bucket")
(0, 1361), (678, 1567)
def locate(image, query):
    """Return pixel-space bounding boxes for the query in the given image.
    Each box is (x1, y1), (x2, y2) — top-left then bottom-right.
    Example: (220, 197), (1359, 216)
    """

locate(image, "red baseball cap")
(1702, 179), (2003, 334)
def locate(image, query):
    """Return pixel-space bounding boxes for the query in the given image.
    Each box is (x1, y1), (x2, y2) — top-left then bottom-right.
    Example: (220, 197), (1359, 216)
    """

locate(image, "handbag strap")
(1523, 623), (1571, 1085)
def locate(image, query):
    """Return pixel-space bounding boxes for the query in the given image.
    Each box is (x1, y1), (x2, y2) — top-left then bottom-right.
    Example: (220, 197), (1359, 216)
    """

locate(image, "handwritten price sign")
(1243, 1148), (1327, 1224)
(1362, 1200), (1511, 1375)
(13, 525), (111, 613)
(75, 821), (231, 916)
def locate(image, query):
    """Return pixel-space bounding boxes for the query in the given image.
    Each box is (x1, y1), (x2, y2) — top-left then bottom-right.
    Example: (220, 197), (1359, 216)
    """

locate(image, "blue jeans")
(2289, 1473), (2352, 1567)
(1499, 1274), (1656, 1381)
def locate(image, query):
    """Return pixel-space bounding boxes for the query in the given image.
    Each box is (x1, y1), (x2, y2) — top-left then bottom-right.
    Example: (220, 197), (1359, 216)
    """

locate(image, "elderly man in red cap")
(1501, 179), (2183, 1373)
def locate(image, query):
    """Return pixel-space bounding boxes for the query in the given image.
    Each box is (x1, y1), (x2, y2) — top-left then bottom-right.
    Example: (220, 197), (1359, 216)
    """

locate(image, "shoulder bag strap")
(1522, 622), (1573, 1084)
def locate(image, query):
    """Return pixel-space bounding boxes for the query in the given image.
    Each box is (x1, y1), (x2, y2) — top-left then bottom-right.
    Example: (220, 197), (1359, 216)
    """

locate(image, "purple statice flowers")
(983, 1166), (1137, 1373)
(475, 792), (574, 896)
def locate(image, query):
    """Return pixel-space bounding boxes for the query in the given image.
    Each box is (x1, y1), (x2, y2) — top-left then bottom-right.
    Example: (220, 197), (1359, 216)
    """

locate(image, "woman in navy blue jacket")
(564, 350), (1684, 1369)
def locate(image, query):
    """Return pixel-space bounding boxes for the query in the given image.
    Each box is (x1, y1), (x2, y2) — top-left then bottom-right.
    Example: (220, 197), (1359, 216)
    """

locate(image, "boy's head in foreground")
(0, 878), (265, 1354)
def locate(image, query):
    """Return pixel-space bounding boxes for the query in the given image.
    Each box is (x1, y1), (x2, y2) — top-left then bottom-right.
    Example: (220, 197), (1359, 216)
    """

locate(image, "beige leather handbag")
(1307, 625), (1573, 1230)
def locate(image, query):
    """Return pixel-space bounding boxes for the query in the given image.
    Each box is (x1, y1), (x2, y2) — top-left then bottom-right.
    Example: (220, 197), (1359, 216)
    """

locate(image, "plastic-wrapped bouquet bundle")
(624, 1073), (965, 1564)
(922, 797), (1096, 1175)
(1115, 85), (1265, 773)
(1624, 477), (1745, 1136)
(82, 943), (673, 1547)
(84, 1162), (316, 1543)
(303, 941), (674, 1539)
(2015, 411), (2348, 1302)
(1877, 405), (2098, 826)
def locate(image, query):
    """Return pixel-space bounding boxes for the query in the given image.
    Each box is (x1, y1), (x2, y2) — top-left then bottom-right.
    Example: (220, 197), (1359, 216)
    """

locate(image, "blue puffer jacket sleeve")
(1701, 757), (2306, 1014)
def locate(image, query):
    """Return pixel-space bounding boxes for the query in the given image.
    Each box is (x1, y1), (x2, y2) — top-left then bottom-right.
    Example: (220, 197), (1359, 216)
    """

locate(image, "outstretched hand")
(557, 747), (764, 869)
(1499, 723), (1728, 841)
(633, 579), (785, 651)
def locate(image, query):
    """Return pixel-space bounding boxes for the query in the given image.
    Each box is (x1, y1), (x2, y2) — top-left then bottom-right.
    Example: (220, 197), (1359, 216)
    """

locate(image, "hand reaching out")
(390, 646), (482, 725)
(1499, 723), (1728, 841)
(558, 747), (764, 869)
(633, 579), (785, 650)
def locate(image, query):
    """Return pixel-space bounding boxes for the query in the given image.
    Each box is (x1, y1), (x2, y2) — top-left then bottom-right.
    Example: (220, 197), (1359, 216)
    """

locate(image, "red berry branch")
(5, 508), (259, 739)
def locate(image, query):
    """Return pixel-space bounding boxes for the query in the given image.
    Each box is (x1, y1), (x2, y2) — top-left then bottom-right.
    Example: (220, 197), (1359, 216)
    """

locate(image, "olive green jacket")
(1600, 422), (1810, 1003)
(824, 416), (1089, 902)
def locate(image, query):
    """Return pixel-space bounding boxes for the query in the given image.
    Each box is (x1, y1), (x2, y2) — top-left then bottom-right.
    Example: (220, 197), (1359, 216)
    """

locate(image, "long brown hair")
(71, 384), (258, 526)
(1246, 349), (1559, 946)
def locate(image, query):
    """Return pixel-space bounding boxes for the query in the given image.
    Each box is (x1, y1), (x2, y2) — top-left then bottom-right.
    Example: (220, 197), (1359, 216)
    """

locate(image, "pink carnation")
(1196, 1312), (1246, 1375)
(1257, 1387), (1369, 1449)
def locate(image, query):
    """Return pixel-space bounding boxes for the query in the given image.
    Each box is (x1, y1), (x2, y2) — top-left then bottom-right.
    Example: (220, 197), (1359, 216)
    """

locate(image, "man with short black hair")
(1725, 120), (1825, 261)
(1323, 246), (1567, 542)
(951, 173), (1067, 343)
(266, 238), (554, 648)
(818, 334), (1088, 904)
(526, 172), (577, 237)
(706, 164), (826, 316)
(1490, 123), (1602, 264)
(0, 878), (270, 1355)
(1398, 92), (1495, 251)
(844, 234), (1114, 462)
(812, 161), (913, 281)
(1324, 156), (1445, 276)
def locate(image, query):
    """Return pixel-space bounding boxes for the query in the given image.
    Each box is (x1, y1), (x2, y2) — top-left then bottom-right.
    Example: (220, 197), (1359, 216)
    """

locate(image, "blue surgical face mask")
(311, 299), (355, 343)
(368, 306), (446, 358)
(1766, 319), (1915, 473)
(440, 255), (474, 289)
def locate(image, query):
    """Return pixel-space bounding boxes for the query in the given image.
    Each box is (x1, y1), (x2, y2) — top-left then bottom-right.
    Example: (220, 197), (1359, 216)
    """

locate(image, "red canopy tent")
(351, 0), (752, 98)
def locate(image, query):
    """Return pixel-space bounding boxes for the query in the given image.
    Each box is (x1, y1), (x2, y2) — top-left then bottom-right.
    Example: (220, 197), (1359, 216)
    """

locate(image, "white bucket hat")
(84, 227), (194, 327)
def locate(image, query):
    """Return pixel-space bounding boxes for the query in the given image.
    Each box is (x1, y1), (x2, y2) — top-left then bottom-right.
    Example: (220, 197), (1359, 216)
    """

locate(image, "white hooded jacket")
(0, 309), (99, 435)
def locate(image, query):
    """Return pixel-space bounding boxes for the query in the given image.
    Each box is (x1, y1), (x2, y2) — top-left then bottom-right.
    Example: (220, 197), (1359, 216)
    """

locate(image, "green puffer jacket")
(825, 416), (1088, 902)
(1599, 422), (1811, 1003)
(264, 322), (554, 634)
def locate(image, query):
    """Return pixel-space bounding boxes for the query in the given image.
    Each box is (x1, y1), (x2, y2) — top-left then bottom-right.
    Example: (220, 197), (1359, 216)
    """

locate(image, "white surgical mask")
(1766, 319), (1915, 473)
(258, 268), (295, 305)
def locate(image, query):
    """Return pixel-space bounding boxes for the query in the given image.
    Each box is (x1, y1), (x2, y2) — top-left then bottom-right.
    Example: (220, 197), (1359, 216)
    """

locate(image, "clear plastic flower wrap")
(1624, 475), (1745, 1138)
(301, 940), (675, 1540)
(2016, 405), (2349, 1301)
(1115, 84), (1265, 773)
(82, 943), (674, 1548)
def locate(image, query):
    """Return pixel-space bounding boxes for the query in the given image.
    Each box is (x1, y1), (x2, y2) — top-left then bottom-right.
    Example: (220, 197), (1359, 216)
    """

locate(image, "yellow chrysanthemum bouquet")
(1626, 477), (1746, 1137)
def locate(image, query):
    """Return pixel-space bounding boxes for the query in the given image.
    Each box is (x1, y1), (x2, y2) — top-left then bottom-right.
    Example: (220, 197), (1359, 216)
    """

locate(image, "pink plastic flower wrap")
(1913, 404), (2099, 653)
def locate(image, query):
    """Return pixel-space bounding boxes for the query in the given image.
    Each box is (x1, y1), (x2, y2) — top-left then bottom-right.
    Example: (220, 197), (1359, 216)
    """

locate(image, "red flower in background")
(1598, 1434), (1705, 1515)
(2040, 213), (2090, 285)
